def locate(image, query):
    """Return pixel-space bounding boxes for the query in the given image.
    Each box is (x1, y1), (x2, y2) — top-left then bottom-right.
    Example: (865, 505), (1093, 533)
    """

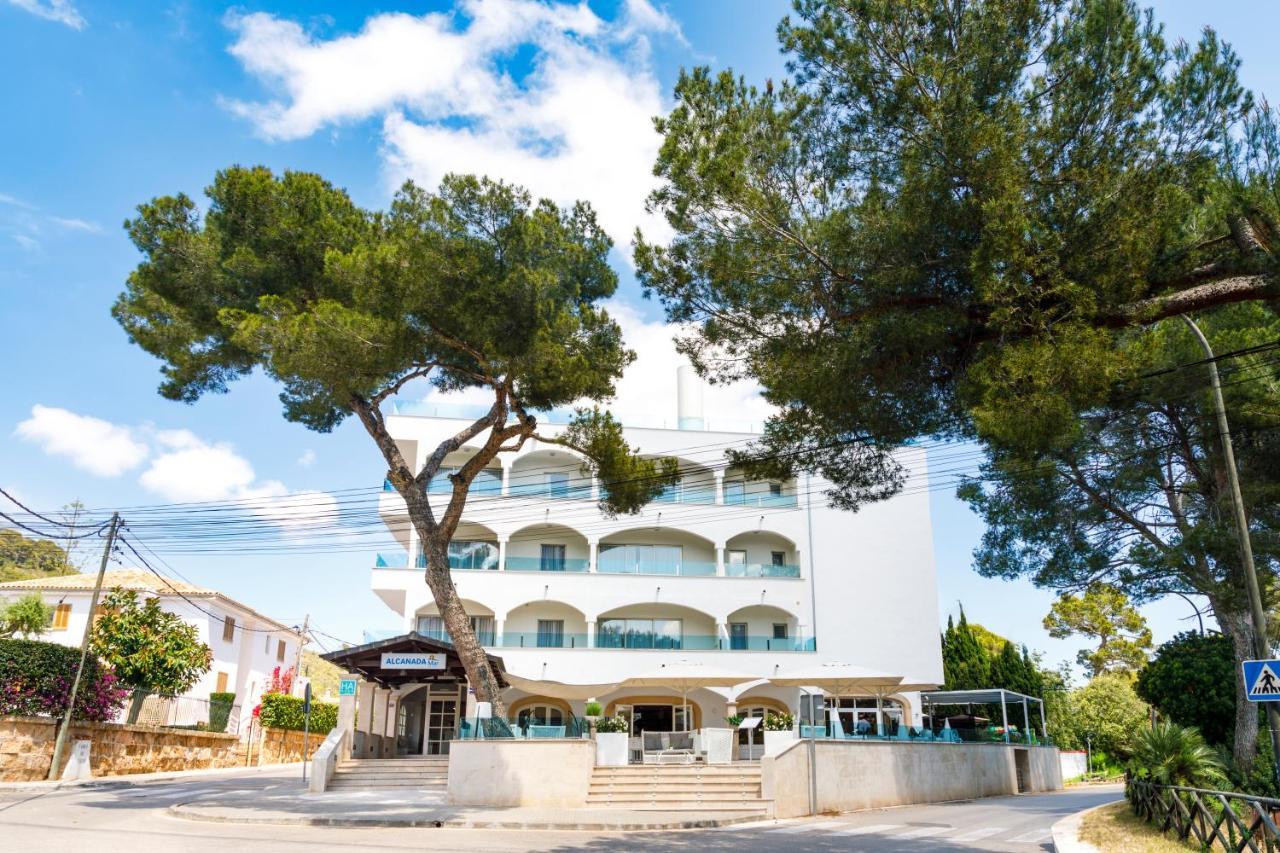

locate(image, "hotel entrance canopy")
(322, 632), (508, 688)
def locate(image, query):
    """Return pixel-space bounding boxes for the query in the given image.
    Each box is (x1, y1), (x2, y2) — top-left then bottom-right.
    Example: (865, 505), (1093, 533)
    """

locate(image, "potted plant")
(583, 701), (603, 724)
(763, 712), (797, 757)
(593, 715), (630, 766)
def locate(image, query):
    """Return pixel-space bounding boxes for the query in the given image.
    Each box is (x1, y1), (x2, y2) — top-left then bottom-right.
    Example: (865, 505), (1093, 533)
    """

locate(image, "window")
(772, 623), (788, 640)
(769, 483), (782, 496)
(222, 616), (236, 642)
(276, 640), (286, 662)
(597, 618), (682, 649)
(727, 550), (747, 565)
(723, 480), (745, 504)
(771, 551), (785, 566)
(516, 704), (564, 731)
(447, 540), (499, 570)
(598, 544), (682, 575)
(540, 544), (566, 571)
(215, 672), (229, 693)
(536, 619), (564, 648)
(729, 622), (748, 651)
(51, 603), (71, 631)
(545, 471), (569, 498)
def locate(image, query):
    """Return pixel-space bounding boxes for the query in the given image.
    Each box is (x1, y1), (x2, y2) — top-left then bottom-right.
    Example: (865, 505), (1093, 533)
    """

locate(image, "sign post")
(301, 683), (312, 786)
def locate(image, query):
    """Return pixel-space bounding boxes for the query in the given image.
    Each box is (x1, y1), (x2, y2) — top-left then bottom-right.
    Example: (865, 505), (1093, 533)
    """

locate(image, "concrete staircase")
(328, 756), (450, 791)
(586, 764), (770, 814)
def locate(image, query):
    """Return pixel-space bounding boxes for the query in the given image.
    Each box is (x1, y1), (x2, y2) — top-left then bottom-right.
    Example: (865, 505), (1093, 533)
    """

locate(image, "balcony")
(597, 558), (717, 577)
(498, 631), (591, 649)
(593, 633), (815, 651)
(504, 555), (590, 573)
(725, 562), (801, 578)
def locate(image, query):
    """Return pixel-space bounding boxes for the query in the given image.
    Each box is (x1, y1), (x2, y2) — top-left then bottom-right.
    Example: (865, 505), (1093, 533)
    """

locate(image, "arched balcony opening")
(434, 521), (501, 571)
(724, 531), (801, 578)
(422, 450), (503, 497)
(721, 466), (797, 508)
(506, 523), (590, 573)
(414, 599), (496, 646)
(598, 527), (717, 577)
(595, 602), (719, 651)
(648, 457), (717, 506)
(725, 604), (803, 651)
(509, 449), (592, 500)
(501, 600), (589, 649)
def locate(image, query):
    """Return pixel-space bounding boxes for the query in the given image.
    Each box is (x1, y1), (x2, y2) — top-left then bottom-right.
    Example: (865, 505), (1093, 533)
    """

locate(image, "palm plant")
(1129, 722), (1227, 788)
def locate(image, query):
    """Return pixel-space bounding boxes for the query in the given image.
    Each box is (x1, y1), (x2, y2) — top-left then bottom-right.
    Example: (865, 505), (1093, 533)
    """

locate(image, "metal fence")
(112, 691), (242, 734)
(1128, 777), (1280, 851)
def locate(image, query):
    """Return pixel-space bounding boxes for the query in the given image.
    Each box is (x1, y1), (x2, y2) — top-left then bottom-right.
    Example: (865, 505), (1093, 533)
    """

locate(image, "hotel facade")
(369, 373), (944, 757)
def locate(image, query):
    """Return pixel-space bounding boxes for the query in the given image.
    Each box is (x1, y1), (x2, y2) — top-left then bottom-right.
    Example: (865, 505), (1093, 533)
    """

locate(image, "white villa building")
(0, 569), (303, 732)
(366, 371), (945, 758)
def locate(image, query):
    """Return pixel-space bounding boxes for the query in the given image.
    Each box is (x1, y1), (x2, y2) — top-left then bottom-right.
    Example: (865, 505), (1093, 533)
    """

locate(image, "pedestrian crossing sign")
(1242, 660), (1280, 702)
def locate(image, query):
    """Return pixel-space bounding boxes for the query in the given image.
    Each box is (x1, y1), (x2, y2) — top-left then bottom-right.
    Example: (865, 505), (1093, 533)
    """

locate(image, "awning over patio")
(321, 631), (508, 688)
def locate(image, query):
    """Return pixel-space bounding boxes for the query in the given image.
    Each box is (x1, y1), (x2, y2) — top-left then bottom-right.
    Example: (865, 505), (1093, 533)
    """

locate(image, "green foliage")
(1129, 722), (1227, 787)
(90, 589), (211, 695)
(560, 408), (679, 516)
(593, 715), (628, 733)
(724, 714), (744, 727)
(583, 701), (603, 717)
(0, 530), (75, 582)
(0, 638), (128, 721)
(208, 691), (235, 733)
(0, 594), (53, 639)
(1135, 632), (1237, 747)
(1059, 673), (1151, 760)
(300, 651), (345, 700)
(764, 712), (795, 731)
(1045, 584), (1153, 677)
(941, 610), (989, 690)
(257, 692), (336, 733)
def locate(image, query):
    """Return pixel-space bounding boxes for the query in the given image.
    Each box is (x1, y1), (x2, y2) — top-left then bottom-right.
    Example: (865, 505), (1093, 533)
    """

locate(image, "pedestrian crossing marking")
(1008, 828), (1052, 843)
(949, 826), (1008, 841)
(896, 825), (952, 838)
(829, 823), (904, 835)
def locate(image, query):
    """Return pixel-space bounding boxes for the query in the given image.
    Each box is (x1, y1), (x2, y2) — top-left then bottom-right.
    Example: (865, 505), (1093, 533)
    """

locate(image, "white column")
(497, 537), (508, 571)
(591, 475), (600, 501)
(588, 539), (599, 573)
(407, 525), (420, 569)
(372, 687), (390, 737)
(495, 618), (505, 647)
(356, 682), (375, 735)
(715, 544), (725, 577)
(716, 622), (727, 651)
(586, 620), (596, 649)
(713, 471), (724, 505)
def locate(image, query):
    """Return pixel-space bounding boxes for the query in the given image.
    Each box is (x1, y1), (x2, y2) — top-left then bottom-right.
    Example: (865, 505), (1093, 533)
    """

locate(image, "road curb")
(0, 763), (303, 795)
(166, 802), (764, 832)
(1052, 797), (1121, 852)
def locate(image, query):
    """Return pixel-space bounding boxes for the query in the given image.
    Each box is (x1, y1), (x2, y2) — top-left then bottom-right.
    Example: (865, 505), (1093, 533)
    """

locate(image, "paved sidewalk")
(169, 784), (766, 830)
(0, 762), (304, 793)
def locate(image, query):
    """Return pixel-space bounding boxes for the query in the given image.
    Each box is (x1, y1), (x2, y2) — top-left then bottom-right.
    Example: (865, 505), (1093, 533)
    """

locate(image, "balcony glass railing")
(596, 559), (717, 577)
(374, 552), (498, 570)
(416, 628), (497, 646)
(507, 481), (593, 500)
(593, 634), (815, 651)
(374, 552), (410, 569)
(726, 562), (801, 578)
(652, 486), (718, 505)
(724, 491), (797, 508)
(498, 632), (591, 649)
(504, 556), (590, 573)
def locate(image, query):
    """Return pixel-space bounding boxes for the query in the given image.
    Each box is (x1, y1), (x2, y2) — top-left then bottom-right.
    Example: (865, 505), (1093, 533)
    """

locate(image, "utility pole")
(1182, 314), (1280, 786)
(294, 614), (310, 683)
(48, 512), (120, 781)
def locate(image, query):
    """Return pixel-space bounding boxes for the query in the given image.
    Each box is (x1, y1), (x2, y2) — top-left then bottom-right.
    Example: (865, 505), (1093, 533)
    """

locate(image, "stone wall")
(0, 715), (240, 782)
(256, 726), (330, 765)
(448, 739), (596, 807)
(762, 740), (1064, 818)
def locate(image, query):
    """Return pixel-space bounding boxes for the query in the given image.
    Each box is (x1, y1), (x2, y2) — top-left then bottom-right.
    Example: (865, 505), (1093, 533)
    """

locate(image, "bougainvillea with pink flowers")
(0, 638), (129, 721)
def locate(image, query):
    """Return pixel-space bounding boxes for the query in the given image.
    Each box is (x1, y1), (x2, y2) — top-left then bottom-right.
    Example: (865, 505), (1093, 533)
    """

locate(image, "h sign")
(1242, 660), (1280, 702)
(339, 679), (357, 697)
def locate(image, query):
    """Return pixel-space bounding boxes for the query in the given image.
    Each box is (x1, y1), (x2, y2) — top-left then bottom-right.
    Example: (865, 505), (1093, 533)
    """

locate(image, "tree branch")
(1103, 275), (1279, 327)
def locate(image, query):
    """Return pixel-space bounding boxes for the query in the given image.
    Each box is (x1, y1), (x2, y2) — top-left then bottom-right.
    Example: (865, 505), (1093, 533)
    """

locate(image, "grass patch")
(1079, 802), (1203, 852)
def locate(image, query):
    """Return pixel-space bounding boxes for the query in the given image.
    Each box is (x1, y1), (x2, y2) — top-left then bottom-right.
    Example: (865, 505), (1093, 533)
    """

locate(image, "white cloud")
(15, 405), (149, 476)
(6, 0), (86, 29)
(0, 191), (102, 252)
(49, 216), (101, 233)
(223, 0), (680, 247)
(297, 449), (316, 468)
(140, 430), (259, 502)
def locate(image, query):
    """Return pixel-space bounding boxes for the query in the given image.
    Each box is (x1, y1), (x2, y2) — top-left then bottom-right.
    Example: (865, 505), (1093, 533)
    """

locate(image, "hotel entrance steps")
(586, 765), (771, 814)
(328, 756), (450, 790)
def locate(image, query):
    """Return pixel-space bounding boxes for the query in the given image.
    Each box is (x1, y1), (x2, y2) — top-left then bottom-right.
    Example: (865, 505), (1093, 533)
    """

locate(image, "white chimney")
(677, 365), (705, 431)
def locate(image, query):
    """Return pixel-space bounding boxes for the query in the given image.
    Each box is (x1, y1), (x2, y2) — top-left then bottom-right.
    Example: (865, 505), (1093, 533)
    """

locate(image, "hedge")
(208, 691), (236, 733)
(258, 692), (336, 733)
(0, 638), (129, 721)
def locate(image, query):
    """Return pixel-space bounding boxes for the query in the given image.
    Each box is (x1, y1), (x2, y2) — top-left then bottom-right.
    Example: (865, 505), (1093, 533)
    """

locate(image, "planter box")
(594, 731), (629, 766)
(764, 729), (797, 757)
(700, 728), (734, 764)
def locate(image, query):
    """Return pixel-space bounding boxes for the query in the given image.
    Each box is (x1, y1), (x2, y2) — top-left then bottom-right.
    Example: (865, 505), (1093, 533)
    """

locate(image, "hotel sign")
(381, 652), (446, 670)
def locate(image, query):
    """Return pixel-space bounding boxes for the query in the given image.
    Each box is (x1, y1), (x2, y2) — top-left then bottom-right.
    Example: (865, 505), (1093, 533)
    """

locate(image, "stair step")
(334, 773), (447, 782)
(592, 767), (761, 775)
(585, 801), (770, 812)
(328, 780), (447, 789)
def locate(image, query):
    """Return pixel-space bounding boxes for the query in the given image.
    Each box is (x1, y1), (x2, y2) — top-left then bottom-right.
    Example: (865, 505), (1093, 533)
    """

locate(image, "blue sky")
(1, 0), (1275, 677)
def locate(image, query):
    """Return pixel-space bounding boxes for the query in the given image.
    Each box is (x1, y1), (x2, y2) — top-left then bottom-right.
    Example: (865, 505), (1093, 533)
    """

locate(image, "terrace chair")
(916, 728), (935, 742)
(829, 722), (851, 740)
(641, 730), (697, 764)
(940, 727), (962, 743)
(893, 725), (912, 741)
(528, 725), (566, 738)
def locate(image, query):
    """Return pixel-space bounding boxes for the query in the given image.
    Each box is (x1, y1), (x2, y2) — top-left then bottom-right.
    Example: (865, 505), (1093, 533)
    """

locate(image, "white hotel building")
(369, 373), (943, 756)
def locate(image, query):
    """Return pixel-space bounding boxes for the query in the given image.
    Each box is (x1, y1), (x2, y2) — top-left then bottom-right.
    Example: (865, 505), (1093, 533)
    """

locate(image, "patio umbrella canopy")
(621, 661), (759, 729)
(503, 673), (621, 702)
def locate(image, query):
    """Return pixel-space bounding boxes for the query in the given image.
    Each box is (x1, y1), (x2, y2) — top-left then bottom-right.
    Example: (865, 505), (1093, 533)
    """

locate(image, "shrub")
(584, 701), (603, 717)
(208, 692), (235, 733)
(1128, 722), (1227, 788)
(257, 692), (336, 733)
(594, 715), (628, 733)
(764, 712), (795, 731)
(1135, 632), (1236, 747)
(0, 638), (129, 721)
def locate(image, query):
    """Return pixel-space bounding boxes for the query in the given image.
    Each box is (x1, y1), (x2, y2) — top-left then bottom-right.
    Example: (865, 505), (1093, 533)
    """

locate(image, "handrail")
(308, 726), (349, 793)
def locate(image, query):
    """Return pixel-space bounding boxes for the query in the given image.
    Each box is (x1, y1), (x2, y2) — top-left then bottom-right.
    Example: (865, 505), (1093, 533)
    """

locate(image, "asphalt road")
(0, 768), (1123, 852)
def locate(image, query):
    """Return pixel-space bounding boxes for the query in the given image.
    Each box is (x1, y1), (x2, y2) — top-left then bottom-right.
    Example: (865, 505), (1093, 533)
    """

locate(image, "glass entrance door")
(425, 697), (458, 755)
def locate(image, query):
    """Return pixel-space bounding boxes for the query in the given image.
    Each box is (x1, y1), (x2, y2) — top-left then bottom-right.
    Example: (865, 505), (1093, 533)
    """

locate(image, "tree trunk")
(1216, 604), (1260, 770)
(422, 540), (507, 721)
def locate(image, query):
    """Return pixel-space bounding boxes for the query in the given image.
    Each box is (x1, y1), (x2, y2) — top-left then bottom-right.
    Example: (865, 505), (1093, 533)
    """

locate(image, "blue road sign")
(1242, 660), (1280, 702)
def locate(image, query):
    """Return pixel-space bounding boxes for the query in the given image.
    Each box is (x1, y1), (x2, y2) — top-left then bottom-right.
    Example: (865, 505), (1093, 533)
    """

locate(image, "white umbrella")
(503, 673), (621, 702)
(622, 661), (758, 731)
